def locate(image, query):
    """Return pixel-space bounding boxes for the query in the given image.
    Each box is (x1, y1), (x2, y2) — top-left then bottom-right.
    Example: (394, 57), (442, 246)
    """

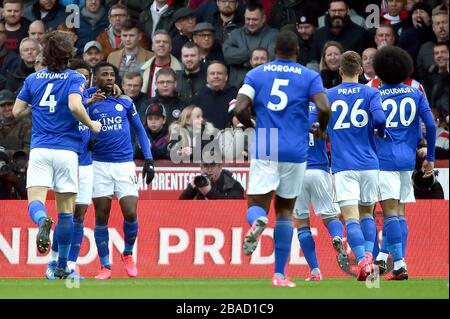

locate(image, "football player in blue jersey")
(372, 46), (436, 280)
(87, 62), (155, 280)
(12, 31), (102, 279)
(235, 31), (331, 287)
(326, 51), (387, 281)
(293, 103), (348, 281)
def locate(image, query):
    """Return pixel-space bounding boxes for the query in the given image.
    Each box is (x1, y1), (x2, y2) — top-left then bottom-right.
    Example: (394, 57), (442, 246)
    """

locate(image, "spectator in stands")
(0, 21), (19, 81)
(360, 47), (377, 83)
(23, 0), (68, 32)
(374, 24), (397, 49)
(291, 10), (318, 67)
(107, 20), (154, 79)
(319, 40), (344, 89)
(76, 0), (109, 54)
(97, 3), (149, 59)
(27, 20), (46, 44)
(176, 42), (208, 103)
(83, 40), (104, 86)
(192, 22), (225, 66)
(171, 7), (197, 61)
(167, 104), (218, 163)
(68, 58), (91, 87)
(3, 0), (31, 54)
(179, 149), (244, 200)
(139, 0), (175, 41)
(308, 0), (370, 63)
(209, 0), (244, 44)
(381, 0), (408, 36)
(191, 61), (238, 130)
(0, 89), (31, 158)
(424, 42), (449, 123)
(223, 3), (278, 89)
(106, 0), (152, 21)
(0, 146), (28, 200)
(134, 102), (170, 160)
(398, 2), (434, 62)
(417, 11), (449, 81)
(122, 72), (147, 120)
(269, 0), (322, 29)
(4, 38), (40, 94)
(146, 67), (187, 125)
(140, 30), (182, 98)
(249, 47), (269, 68)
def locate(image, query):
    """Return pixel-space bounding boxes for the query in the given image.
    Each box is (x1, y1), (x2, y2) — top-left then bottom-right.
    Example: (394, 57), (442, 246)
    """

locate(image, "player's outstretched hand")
(89, 121), (102, 134)
(143, 159), (155, 185)
(421, 160), (434, 178)
(113, 84), (122, 97)
(87, 90), (107, 106)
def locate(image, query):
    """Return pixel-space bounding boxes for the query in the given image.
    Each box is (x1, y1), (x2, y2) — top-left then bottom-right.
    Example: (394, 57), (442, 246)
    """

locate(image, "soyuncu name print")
(36, 72), (70, 79)
(98, 116), (123, 131)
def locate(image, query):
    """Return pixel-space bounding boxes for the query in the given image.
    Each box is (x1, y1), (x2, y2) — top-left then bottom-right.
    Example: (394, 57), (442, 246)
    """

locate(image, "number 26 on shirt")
(331, 98), (368, 129)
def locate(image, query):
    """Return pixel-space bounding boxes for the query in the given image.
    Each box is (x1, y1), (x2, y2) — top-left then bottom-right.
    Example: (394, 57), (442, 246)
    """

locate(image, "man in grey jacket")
(222, 2), (278, 89)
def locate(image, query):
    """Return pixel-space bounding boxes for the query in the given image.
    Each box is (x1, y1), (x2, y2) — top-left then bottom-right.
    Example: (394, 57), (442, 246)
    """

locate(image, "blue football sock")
(28, 200), (47, 227)
(246, 206), (266, 226)
(68, 217), (84, 263)
(297, 226), (319, 271)
(274, 218), (293, 277)
(384, 216), (403, 262)
(399, 216), (408, 258)
(372, 229), (380, 257)
(360, 216), (376, 255)
(94, 224), (110, 268)
(326, 219), (343, 239)
(345, 219), (366, 263)
(380, 227), (389, 254)
(51, 226), (58, 253)
(123, 219), (138, 256)
(56, 213), (73, 269)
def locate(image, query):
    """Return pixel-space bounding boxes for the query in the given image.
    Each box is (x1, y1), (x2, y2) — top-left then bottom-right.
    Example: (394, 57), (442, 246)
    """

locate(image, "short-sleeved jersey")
(307, 103), (329, 171)
(88, 95), (140, 163)
(327, 82), (382, 173)
(17, 68), (85, 153)
(375, 84), (431, 171)
(241, 59), (324, 163)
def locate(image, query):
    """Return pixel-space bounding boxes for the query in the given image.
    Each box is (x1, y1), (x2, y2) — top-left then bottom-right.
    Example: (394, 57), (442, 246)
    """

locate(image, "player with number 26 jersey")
(18, 69), (86, 153)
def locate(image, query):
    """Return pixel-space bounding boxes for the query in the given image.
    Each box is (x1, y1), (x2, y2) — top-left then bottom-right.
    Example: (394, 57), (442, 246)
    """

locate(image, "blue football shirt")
(241, 59), (324, 163)
(307, 103), (329, 171)
(375, 84), (435, 171)
(17, 68), (86, 153)
(327, 82), (384, 173)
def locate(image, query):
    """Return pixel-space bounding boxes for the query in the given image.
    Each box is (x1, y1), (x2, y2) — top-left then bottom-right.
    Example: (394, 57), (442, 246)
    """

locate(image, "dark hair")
(122, 19), (141, 33)
(207, 60), (228, 74)
(251, 47), (269, 58)
(3, 0), (23, 7)
(340, 51), (361, 76)
(57, 23), (76, 35)
(274, 30), (299, 57)
(182, 41), (199, 51)
(93, 61), (116, 76)
(41, 31), (75, 72)
(123, 71), (142, 80)
(153, 29), (171, 42)
(69, 59), (91, 72)
(108, 3), (129, 16)
(155, 67), (177, 80)
(373, 46), (413, 84)
(328, 0), (349, 8)
(434, 42), (449, 50)
(246, 2), (264, 15)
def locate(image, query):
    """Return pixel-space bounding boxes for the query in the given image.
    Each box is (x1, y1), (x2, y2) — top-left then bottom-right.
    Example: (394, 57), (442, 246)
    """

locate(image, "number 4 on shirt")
(39, 83), (57, 113)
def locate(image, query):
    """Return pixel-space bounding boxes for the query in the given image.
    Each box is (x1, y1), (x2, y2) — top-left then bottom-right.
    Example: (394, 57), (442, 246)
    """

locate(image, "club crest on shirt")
(115, 104), (124, 112)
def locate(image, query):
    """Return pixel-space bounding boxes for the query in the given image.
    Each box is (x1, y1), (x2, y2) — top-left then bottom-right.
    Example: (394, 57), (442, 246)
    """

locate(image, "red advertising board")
(0, 200), (447, 278)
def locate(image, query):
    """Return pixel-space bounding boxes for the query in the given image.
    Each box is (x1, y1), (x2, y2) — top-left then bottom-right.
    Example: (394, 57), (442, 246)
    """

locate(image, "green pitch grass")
(0, 278), (447, 299)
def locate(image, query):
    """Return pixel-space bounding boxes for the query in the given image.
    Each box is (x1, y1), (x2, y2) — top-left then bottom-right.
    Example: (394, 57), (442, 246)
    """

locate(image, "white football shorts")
(26, 148), (78, 193)
(92, 161), (138, 200)
(379, 170), (415, 203)
(294, 169), (340, 219)
(333, 170), (380, 207)
(75, 164), (94, 205)
(247, 159), (306, 199)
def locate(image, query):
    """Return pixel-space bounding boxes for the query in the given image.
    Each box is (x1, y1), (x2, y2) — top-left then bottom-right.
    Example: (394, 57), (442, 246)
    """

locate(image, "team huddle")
(11, 29), (435, 284)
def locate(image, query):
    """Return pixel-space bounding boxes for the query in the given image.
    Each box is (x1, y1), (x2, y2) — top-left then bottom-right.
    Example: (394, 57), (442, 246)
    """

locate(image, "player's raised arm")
(311, 92), (331, 133)
(68, 93), (101, 133)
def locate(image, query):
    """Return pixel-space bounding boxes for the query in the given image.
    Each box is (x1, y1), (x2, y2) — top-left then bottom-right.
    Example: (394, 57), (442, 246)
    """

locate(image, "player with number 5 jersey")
(12, 31), (101, 279)
(327, 51), (386, 281)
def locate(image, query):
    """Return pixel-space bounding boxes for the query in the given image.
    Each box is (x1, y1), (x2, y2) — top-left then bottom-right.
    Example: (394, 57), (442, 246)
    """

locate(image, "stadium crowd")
(0, 0), (448, 200)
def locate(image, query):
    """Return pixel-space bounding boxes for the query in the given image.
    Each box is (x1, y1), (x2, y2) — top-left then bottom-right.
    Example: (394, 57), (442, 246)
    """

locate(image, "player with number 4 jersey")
(12, 31), (101, 280)
(372, 46), (436, 280)
(327, 51), (386, 281)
